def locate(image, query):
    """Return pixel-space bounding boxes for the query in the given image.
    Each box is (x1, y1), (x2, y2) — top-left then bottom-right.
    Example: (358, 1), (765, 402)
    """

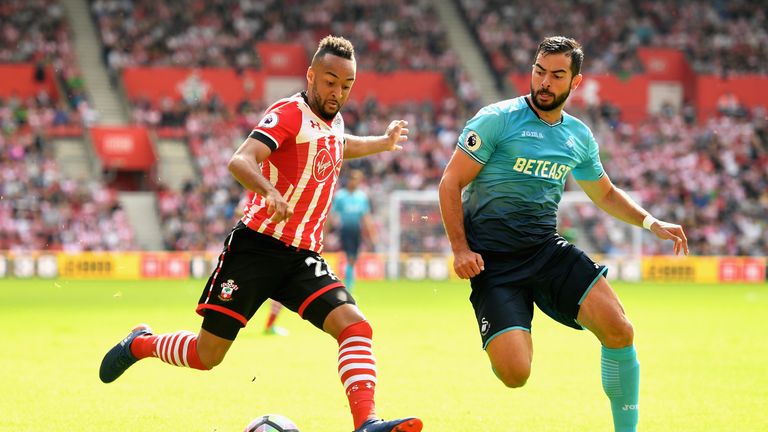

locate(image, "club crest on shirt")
(218, 279), (239, 302)
(258, 113), (279, 128)
(464, 131), (482, 152)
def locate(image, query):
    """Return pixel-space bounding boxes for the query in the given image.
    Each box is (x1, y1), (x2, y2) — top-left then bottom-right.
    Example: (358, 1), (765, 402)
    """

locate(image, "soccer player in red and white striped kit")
(100, 35), (422, 432)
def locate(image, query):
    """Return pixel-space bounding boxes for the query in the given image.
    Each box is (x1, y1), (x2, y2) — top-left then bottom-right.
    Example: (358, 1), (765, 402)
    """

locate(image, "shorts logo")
(258, 113), (279, 128)
(464, 131), (482, 152)
(218, 279), (239, 302)
(480, 317), (490, 336)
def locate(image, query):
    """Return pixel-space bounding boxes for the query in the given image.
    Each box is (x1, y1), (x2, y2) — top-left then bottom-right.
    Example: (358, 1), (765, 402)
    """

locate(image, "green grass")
(1, 279), (766, 431)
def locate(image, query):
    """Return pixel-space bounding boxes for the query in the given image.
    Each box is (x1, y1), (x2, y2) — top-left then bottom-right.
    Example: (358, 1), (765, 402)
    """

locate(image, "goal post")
(387, 190), (446, 279)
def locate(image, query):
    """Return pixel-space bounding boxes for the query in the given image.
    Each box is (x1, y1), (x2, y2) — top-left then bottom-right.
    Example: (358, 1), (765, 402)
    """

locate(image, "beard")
(529, 84), (571, 111)
(310, 85), (341, 120)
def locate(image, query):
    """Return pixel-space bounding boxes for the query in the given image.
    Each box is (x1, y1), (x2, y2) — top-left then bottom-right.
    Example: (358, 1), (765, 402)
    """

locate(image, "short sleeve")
(248, 101), (302, 151)
(571, 129), (605, 181)
(456, 107), (504, 165)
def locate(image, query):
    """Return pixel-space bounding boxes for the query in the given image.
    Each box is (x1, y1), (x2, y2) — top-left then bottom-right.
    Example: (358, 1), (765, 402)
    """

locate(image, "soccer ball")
(244, 414), (300, 432)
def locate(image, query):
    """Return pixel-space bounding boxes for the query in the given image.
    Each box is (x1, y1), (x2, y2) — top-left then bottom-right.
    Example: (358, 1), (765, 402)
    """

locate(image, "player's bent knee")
(602, 318), (635, 348)
(197, 346), (227, 369)
(493, 364), (531, 388)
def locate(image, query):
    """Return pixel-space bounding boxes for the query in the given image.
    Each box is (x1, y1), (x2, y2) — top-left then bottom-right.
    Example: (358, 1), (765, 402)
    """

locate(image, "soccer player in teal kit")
(332, 169), (376, 291)
(439, 36), (689, 432)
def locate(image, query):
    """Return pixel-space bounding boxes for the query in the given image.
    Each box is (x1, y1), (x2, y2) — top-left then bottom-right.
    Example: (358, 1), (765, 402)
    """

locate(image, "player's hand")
(650, 220), (689, 256)
(453, 248), (485, 279)
(265, 190), (293, 223)
(383, 120), (408, 152)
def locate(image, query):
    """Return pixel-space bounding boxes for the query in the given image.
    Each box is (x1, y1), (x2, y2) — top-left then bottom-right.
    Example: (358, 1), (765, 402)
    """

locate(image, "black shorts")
(196, 222), (354, 339)
(469, 234), (607, 349)
(340, 226), (362, 260)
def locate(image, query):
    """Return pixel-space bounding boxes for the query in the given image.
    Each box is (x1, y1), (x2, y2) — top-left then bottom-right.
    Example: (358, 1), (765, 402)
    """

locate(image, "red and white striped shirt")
(242, 92), (344, 252)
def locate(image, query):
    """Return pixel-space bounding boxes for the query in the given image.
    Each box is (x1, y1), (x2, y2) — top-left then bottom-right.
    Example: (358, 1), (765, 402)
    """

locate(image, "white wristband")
(642, 214), (658, 230)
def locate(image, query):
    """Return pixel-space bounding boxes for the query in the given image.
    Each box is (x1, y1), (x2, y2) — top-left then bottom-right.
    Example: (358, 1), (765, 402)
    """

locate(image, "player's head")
(529, 36), (583, 112)
(307, 35), (356, 121)
(346, 169), (364, 190)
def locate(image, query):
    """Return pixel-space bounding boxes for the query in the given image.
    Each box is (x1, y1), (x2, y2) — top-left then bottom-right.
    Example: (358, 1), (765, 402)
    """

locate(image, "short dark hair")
(312, 35), (355, 63)
(534, 36), (583, 77)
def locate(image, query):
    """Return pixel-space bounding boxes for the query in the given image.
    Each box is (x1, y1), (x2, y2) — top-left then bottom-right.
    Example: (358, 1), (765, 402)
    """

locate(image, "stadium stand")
(456, 0), (768, 78)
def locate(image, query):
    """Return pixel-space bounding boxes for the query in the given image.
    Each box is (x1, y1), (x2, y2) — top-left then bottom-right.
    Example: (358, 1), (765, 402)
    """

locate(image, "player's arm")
(227, 137), (293, 223)
(438, 149), (485, 279)
(577, 175), (689, 255)
(343, 120), (408, 159)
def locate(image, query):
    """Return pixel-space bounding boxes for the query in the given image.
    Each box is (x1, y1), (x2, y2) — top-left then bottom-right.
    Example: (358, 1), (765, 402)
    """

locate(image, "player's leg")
(263, 300), (288, 336)
(324, 304), (422, 432)
(345, 254), (358, 292)
(469, 253), (536, 388)
(128, 311), (237, 368)
(485, 330), (533, 388)
(100, 223), (275, 383)
(275, 253), (421, 432)
(341, 227), (362, 292)
(533, 237), (637, 432)
(99, 313), (234, 384)
(577, 277), (639, 432)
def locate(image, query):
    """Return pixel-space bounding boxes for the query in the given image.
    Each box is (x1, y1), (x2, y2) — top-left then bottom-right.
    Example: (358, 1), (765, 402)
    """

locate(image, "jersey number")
(304, 256), (339, 280)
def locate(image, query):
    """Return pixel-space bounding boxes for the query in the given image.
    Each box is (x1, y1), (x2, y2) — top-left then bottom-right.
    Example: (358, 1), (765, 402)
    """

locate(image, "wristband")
(642, 214), (658, 230)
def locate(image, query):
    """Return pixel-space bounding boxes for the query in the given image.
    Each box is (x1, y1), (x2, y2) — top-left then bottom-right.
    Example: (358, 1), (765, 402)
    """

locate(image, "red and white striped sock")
(265, 301), (283, 330)
(337, 320), (377, 429)
(131, 331), (209, 370)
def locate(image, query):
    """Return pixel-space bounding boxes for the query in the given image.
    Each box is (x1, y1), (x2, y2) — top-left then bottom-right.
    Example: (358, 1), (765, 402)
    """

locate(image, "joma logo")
(521, 130), (544, 139)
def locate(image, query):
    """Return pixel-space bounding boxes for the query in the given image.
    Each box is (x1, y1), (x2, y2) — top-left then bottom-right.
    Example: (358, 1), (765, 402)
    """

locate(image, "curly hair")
(312, 35), (355, 64)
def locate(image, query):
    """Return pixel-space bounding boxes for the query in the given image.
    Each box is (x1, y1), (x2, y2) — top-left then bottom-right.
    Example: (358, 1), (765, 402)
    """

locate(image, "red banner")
(636, 48), (693, 81)
(509, 73), (650, 123)
(719, 257), (766, 283)
(89, 126), (155, 170)
(122, 67), (265, 110)
(0, 64), (58, 99)
(141, 252), (190, 279)
(349, 71), (451, 107)
(255, 42), (308, 76)
(695, 75), (768, 121)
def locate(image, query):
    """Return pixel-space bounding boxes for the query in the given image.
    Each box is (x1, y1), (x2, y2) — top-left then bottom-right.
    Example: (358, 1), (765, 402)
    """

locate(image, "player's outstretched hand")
(266, 190), (293, 223)
(383, 120), (408, 152)
(453, 248), (485, 279)
(650, 220), (689, 256)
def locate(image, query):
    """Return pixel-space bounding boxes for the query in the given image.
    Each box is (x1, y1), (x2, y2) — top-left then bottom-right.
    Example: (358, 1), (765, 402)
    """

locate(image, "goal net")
(386, 190), (643, 281)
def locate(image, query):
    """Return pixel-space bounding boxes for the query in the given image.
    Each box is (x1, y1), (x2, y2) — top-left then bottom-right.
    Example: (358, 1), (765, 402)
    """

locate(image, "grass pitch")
(1, 278), (766, 431)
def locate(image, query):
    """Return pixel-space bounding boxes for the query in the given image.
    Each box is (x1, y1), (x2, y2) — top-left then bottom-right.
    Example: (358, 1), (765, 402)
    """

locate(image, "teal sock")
(345, 262), (355, 292)
(601, 345), (640, 432)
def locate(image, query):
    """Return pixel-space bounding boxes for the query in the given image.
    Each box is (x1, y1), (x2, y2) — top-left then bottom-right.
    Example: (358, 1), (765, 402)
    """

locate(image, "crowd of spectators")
(0, 98), (135, 252)
(565, 100), (767, 256)
(458, 0), (768, 81)
(90, 0), (480, 110)
(0, 0), (94, 125)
